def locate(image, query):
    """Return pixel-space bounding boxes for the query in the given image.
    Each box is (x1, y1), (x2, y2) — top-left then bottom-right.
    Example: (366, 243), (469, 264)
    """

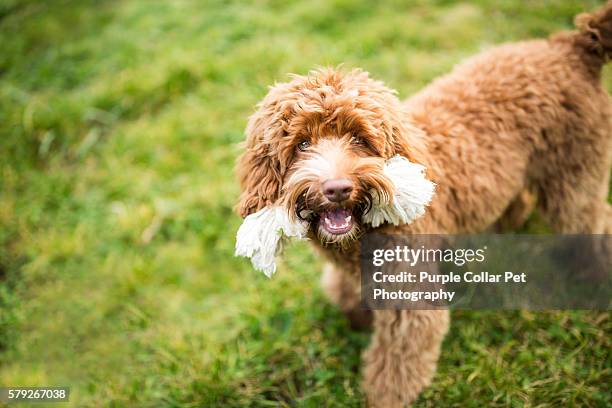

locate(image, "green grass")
(1, 0), (611, 406)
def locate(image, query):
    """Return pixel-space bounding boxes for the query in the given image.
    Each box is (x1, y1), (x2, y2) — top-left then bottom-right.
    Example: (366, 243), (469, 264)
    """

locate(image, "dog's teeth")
(322, 214), (353, 231)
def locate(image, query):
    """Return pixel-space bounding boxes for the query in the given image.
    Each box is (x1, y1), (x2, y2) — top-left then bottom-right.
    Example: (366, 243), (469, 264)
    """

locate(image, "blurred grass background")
(0, 0), (611, 406)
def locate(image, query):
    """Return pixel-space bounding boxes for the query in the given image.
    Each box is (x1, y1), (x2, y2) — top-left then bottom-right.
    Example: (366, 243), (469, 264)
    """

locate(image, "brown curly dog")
(236, 3), (612, 406)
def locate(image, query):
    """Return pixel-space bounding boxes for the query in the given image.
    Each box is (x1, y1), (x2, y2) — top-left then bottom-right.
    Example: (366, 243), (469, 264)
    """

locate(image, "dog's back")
(402, 2), (612, 233)
(405, 2), (612, 141)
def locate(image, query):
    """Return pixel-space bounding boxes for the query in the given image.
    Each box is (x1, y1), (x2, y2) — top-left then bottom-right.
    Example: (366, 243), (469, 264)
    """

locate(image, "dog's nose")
(322, 179), (353, 202)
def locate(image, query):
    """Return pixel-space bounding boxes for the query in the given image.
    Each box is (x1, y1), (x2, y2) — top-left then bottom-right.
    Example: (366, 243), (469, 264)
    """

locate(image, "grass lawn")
(1, 0), (610, 406)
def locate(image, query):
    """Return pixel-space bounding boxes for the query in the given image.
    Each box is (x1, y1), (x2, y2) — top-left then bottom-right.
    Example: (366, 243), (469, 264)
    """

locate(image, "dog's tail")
(572, 1), (612, 67)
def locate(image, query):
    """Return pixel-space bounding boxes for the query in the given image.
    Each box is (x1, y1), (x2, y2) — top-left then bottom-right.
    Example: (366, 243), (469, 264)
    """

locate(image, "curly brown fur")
(236, 2), (612, 406)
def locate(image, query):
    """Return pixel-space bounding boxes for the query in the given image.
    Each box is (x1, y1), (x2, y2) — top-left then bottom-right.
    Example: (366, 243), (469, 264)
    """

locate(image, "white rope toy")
(235, 206), (307, 277)
(235, 155), (435, 276)
(362, 155), (436, 227)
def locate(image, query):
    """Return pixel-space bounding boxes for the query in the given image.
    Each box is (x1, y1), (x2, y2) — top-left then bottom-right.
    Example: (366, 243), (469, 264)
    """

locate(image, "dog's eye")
(350, 135), (365, 145)
(297, 140), (311, 151)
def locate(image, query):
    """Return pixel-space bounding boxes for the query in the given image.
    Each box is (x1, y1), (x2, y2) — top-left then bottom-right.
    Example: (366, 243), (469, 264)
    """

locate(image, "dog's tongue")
(321, 208), (353, 234)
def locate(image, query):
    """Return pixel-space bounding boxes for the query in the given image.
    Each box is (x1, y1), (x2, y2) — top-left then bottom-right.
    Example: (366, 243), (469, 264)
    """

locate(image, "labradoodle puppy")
(236, 3), (612, 406)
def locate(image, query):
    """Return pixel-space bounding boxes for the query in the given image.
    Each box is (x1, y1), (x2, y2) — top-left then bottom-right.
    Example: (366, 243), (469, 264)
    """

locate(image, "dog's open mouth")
(296, 194), (369, 243)
(319, 207), (354, 235)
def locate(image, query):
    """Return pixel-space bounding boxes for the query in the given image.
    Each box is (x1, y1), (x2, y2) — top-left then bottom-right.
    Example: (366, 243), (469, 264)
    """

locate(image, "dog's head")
(237, 68), (433, 248)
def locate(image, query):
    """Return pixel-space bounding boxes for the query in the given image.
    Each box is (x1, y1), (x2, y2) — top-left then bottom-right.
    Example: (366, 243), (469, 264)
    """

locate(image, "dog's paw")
(362, 354), (425, 408)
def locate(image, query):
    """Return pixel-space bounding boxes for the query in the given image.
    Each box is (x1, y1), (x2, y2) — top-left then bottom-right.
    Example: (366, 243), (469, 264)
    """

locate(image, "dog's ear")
(236, 88), (291, 218)
(348, 70), (428, 163)
(377, 98), (429, 165)
(390, 120), (429, 164)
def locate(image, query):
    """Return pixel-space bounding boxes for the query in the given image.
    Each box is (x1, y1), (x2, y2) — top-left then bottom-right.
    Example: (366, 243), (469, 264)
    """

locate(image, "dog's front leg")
(362, 309), (449, 407)
(321, 262), (373, 330)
